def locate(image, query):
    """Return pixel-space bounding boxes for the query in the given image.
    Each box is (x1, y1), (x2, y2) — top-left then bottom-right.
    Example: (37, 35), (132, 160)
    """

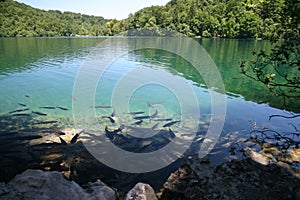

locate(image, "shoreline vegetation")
(0, 0), (291, 39)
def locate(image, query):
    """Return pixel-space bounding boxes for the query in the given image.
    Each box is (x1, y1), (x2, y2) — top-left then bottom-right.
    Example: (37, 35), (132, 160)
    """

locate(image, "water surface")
(0, 37), (299, 188)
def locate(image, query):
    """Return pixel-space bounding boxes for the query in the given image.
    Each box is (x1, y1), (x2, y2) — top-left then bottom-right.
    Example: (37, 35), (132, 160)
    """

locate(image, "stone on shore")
(158, 157), (300, 200)
(0, 169), (116, 200)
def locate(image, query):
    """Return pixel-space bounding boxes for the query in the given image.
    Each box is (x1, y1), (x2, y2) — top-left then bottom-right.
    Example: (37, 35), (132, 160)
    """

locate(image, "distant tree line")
(126, 0), (292, 39)
(0, 0), (110, 37)
(0, 0), (294, 38)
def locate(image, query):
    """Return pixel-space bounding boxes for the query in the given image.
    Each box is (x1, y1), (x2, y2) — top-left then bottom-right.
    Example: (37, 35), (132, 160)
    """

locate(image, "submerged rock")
(0, 169), (116, 200)
(125, 183), (157, 200)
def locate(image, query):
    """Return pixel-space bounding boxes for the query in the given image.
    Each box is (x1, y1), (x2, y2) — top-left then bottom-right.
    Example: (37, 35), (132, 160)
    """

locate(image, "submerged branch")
(268, 114), (300, 121)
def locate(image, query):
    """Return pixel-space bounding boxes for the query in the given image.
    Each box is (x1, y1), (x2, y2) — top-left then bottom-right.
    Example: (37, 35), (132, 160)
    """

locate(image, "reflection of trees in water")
(235, 0), (300, 170)
(130, 39), (299, 113)
(240, 0), (300, 113)
(0, 38), (105, 75)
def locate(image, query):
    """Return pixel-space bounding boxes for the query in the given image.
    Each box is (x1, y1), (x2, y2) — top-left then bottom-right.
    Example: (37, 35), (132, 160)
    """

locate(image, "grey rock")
(125, 182), (157, 200)
(159, 157), (300, 200)
(0, 169), (116, 200)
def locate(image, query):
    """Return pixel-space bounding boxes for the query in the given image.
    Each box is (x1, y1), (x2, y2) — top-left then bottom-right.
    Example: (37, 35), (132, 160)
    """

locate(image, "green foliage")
(125, 0), (287, 39)
(241, 0), (300, 111)
(0, 0), (296, 38)
(0, 0), (112, 37)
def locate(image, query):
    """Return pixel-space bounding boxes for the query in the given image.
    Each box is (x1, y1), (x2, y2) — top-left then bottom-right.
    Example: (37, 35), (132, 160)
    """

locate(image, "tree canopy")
(0, 0), (295, 38)
(0, 0), (110, 36)
(125, 0), (292, 39)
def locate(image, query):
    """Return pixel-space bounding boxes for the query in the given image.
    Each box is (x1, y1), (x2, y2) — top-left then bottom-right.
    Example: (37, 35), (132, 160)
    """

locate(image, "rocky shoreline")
(0, 127), (300, 199)
(1, 155), (300, 199)
(159, 158), (300, 199)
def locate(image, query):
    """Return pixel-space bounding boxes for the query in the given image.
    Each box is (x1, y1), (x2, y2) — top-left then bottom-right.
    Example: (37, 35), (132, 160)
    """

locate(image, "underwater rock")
(245, 147), (274, 166)
(125, 182), (157, 200)
(0, 169), (116, 200)
(289, 148), (300, 162)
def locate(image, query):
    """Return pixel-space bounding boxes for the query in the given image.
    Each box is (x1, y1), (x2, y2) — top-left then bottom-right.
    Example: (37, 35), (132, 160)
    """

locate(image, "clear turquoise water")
(0, 37), (299, 165)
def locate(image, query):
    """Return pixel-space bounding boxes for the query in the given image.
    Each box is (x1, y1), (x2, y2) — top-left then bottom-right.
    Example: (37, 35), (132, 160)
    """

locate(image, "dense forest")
(0, 0), (109, 37)
(0, 0), (296, 38)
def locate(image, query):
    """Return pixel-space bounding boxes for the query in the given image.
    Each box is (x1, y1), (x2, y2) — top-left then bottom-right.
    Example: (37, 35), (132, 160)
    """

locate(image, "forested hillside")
(126, 0), (290, 39)
(0, 0), (109, 36)
(0, 0), (293, 38)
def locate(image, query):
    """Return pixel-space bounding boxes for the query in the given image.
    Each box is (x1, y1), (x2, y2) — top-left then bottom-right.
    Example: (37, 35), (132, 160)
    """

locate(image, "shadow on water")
(0, 109), (210, 192)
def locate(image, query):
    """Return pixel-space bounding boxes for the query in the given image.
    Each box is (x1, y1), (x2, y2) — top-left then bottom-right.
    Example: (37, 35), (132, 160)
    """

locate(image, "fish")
(103, 116), (116, 123)
(111, 109), (115, 117)
(92, 105), (112, 109)
(132, 120), (143, 125)
(124, 111), (145, 115)
(150, 110), (158, 118)
(59, 137), (67, 145)
(168, 128), (176, 138)
(133, 115), (150, 120)
(15, 135), (43, 140)
(70, 134), (79, 144)
(53, 131), (65, 136)
(34, 120), (58, 124)
(18, 103), (27, 107)
(105, 127), (115, 140)
(151, 123), (159, 130)
(25, 95), (31, 99)
(9, 108), (30, 113)
(12, 113), (30, 117)
(105, 125), (124, 134)
(153, 118), (173, 122)
(32, 111), (47, 116)
(40, 106), (56, 109)
(163, 120), (181, 127)
(56, 106), (69, 111)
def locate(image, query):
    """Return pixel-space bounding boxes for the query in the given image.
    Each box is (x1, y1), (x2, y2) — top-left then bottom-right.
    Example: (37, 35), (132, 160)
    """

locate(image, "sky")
(16, 0), (170, 20)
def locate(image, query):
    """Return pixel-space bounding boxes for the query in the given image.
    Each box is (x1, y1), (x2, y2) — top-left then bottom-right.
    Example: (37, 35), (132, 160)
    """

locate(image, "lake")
(0, 37), (299, 189)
